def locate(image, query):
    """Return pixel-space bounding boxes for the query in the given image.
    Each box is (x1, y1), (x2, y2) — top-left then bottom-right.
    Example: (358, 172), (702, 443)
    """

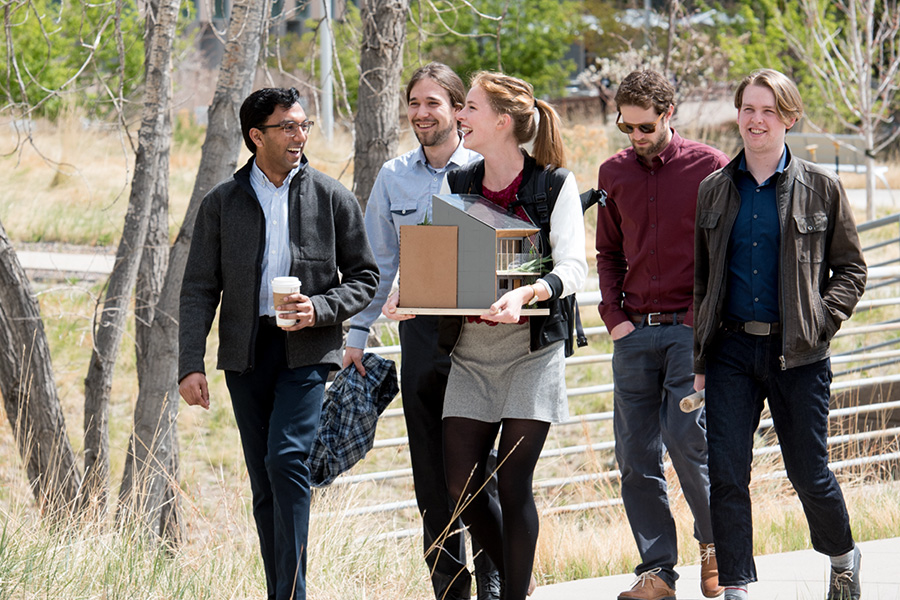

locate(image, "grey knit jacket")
(178, 157), (379, 381)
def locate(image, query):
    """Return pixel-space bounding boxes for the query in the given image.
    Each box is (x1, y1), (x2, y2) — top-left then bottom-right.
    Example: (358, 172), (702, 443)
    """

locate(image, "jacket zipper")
(284, 170), (302, 360)
(705, 175), (740, 362)
(776, 173), (788, 370)
(248, 187), (267, 372)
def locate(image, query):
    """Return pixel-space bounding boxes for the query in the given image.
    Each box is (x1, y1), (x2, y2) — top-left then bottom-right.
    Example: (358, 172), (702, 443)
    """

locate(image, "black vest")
(439, 155), (578, 356)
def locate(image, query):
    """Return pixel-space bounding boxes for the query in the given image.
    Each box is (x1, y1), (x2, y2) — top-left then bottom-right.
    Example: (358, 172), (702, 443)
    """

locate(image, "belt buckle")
(646, 312), (662, 326)
(744, 321), (772, 336)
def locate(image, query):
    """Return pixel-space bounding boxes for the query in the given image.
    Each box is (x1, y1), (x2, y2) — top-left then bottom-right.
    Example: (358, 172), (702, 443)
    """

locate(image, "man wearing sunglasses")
(179, 87), (378, 600)
(595, 70), (729, 600)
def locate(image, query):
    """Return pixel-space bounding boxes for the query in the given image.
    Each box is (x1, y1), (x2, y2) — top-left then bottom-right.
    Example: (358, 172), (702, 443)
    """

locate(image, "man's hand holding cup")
(272, 276), (316, 330)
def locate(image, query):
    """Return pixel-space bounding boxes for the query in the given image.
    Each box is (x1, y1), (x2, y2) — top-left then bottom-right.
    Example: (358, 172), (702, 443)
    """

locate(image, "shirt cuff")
(346, 326), (370, 349)
(532, 279), (550, 300)
(600, 309), (630, 332)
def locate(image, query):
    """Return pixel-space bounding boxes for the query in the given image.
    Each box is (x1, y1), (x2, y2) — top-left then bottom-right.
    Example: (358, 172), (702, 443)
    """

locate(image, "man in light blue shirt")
(343, 63), (500, 600)
(250, 158), (296, 317)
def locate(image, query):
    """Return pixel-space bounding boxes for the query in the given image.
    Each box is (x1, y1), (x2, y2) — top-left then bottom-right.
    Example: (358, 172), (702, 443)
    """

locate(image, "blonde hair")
(470, 71), (567, 169)
(734, 69), (804, 128)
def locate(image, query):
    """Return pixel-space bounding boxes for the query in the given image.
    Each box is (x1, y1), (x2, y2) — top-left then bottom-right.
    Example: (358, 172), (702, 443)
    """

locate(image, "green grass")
(1, 117), (899, 598)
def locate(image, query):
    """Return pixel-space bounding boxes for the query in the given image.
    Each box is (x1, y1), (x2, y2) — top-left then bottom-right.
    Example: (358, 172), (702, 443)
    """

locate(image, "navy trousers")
(611, 322), (715, 588)
(705, 329), (855, 586)
(226, 319), (329, 600)
(400, 316), (497, 600)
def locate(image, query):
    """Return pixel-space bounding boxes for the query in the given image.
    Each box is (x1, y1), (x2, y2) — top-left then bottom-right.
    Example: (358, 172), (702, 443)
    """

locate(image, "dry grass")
(1, 116), (899, 598)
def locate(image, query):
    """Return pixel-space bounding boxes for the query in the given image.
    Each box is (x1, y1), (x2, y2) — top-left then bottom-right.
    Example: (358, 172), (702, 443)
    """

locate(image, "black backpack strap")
(509, 165), (559, 227)
(531, 167), (551, 224)
(446, 160), (483, 195)
(574, 301), (588, 348)
(580, 188), (607, 212)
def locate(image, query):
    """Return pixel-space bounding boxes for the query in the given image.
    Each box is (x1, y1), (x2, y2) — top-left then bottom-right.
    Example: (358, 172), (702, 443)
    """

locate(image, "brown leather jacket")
(693, 148), (867, 372)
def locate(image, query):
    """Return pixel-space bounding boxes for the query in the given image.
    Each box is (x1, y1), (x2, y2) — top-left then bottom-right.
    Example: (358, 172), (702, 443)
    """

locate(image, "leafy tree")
(410, 0), (582, 98)
(581, 0), (643, 63)
(268, 2), (363, 120)
(0, 0), (145, 119)
(716, 0), (835, 124)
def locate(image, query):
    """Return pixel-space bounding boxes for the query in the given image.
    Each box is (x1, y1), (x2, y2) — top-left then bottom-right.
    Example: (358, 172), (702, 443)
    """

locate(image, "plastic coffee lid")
(272, 276), (301, 287)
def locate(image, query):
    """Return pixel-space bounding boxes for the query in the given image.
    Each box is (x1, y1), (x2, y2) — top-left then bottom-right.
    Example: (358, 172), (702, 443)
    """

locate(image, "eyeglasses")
(616, 111), (666, 134)
(258, 120), (315, 136)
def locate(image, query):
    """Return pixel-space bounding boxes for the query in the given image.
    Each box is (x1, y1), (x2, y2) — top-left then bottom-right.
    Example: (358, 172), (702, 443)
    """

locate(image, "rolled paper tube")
(679, 388), (706, 413)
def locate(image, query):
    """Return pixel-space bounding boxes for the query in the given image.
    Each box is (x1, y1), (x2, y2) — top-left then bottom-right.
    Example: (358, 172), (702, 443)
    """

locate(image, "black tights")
(443, 417), (550, 600)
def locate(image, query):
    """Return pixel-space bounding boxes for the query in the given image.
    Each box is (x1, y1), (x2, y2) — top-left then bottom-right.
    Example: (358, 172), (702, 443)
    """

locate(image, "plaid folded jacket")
(308, 352), (399, 487)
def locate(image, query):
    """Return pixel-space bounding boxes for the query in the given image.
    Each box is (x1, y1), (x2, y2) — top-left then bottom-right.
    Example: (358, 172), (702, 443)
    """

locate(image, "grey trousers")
(611, 322), (715, 588)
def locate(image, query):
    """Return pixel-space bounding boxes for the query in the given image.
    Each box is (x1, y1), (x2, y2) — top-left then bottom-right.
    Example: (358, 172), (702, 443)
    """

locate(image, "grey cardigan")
(179, 157), (379, 381)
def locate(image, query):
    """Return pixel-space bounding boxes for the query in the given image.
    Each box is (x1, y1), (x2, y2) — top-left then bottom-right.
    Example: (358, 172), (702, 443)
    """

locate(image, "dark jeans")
(400, 316), (497, 600)
(225, 319), (329, 600)
(705, 329), (855, 586)
(612, 322), (714, 588)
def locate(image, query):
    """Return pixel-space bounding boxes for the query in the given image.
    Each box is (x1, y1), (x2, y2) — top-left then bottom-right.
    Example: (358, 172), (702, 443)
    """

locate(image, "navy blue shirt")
(724, 150), (787, 322)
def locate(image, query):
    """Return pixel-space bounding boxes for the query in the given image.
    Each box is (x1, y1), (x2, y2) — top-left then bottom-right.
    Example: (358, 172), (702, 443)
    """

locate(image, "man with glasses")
(595, 70), (729, 600)
(179, 87), (378, 600)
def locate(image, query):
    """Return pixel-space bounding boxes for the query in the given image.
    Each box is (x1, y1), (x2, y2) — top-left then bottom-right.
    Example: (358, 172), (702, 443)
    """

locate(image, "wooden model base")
(395, 307), (550, 316)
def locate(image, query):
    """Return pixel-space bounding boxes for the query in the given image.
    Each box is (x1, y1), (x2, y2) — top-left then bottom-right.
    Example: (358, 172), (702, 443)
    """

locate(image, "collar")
(655, 129), (682, 165)
(414, 135), (473, 171)
(736, 146), (788, 183)
(250, 155), (306, 190)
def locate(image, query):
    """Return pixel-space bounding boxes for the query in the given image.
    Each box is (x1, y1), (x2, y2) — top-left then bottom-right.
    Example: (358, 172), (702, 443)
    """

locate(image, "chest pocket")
(793, 212), (828, 263)
(390, 202), (422, 227)
(698, 210), (721, 229)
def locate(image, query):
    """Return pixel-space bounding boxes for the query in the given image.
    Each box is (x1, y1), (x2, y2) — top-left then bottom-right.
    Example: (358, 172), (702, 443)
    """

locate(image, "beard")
(415, 120), (456, 148)
(632, 133), (668, 160)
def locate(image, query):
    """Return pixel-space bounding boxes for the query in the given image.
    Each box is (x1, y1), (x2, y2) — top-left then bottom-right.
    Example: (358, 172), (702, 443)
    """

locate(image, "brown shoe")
(617, 570), (676, 600)
(699, 543), (725, 598)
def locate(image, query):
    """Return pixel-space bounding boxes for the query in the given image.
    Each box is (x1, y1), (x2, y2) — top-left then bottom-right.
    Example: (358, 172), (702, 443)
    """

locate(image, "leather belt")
(724, 320), (781, 336)
(628, 311), (687, 326)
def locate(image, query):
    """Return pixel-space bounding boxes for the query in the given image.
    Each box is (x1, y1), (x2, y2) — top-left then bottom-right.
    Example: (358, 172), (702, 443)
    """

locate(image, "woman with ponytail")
(439, 71), (587, 599)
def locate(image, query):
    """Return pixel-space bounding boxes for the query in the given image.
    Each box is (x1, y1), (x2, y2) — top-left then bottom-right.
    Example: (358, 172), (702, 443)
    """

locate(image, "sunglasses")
(616, 111), (666, 134)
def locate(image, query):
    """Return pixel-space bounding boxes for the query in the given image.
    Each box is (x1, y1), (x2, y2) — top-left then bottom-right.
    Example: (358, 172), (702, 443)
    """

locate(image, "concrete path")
(846, 188), (897, 210)
(9, 189), (897, 279)
(16, 249), (115, 277)
(532, 537), (900, 600)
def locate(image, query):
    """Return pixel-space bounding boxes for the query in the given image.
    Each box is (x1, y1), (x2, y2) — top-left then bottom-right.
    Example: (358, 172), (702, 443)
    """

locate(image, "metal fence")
(312, 214), (900, 533)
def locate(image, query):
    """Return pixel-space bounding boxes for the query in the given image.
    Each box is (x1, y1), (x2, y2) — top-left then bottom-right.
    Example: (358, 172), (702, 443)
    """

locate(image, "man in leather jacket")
(693, 69), (866, 600)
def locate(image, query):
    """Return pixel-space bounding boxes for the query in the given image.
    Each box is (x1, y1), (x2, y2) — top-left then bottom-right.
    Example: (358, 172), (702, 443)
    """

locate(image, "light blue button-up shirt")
(346, 141), (480, 348)
(250, 158), (302, 317)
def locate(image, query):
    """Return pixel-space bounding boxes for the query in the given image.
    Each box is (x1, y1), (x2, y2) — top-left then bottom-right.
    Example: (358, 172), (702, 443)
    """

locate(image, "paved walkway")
(10, 189), (897, 279)
(16, 249), (115, 277)
(533, 537), (900, 600)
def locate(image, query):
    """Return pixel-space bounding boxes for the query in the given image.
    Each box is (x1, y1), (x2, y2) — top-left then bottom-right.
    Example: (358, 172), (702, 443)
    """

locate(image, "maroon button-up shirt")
(595, 130), (729, 331)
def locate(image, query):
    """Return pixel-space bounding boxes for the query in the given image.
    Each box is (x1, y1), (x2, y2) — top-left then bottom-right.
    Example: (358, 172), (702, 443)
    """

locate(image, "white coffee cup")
(272, 276), (302, 327)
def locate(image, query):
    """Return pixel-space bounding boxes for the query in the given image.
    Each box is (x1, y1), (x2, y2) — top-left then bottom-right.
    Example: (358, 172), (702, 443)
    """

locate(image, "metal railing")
(313, 215), (900, 531)
(858, 212), (900, 288)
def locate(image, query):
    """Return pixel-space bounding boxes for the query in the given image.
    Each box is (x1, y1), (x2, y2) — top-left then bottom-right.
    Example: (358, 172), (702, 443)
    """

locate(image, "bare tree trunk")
(0, 220), (81, 517)
(117, 0), (266, 542)
(864, 151), (876, 221)
(80, 0), (180, 517)
(353, 0), (409, 210)
(791, 0), (900, 221)
(663, 0), (679, 76)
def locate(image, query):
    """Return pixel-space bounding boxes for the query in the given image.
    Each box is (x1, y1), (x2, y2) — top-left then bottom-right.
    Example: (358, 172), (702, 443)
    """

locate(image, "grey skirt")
(443, 319), (567, 423)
